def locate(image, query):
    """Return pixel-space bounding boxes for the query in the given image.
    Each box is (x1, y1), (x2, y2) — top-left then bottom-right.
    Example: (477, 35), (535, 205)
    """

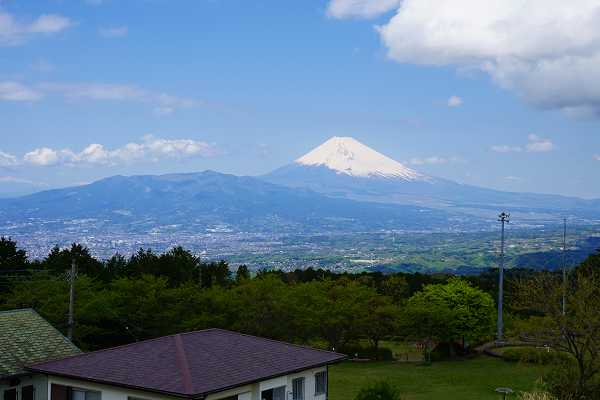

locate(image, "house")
(27, 329), (346, 400)
(0, 309), (80, 400)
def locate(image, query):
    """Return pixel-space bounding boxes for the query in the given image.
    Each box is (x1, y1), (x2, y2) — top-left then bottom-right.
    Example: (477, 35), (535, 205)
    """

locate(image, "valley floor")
(329, 356), (546, 400)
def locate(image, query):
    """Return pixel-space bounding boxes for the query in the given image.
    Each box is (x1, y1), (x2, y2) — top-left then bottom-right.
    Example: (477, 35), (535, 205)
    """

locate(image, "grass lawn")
(329, 356), (546, 400)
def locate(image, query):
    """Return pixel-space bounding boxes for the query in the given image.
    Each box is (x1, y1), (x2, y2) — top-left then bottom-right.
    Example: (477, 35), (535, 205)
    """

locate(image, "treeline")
(0, 237), (556, 353)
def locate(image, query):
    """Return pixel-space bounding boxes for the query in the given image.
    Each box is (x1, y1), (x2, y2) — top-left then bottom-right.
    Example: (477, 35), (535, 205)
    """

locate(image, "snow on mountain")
(295, 136), (426, 181)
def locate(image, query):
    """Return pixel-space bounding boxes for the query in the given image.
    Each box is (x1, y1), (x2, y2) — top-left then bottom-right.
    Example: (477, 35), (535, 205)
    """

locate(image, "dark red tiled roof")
(28, 329), (345, 398)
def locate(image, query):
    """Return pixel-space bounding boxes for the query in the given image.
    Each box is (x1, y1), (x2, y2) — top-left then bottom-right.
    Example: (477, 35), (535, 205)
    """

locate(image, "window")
(22, 386), (35, 400)
(292, 377), (304, 400)
(3, 389), (16, 400)
(51, 385), (100, 400)
(314, 371), (327, 396)
(260, 386), (285, 400)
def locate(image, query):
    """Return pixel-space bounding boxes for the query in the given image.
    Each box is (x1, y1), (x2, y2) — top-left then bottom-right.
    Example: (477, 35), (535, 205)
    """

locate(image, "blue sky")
(1, 0), (600, 198)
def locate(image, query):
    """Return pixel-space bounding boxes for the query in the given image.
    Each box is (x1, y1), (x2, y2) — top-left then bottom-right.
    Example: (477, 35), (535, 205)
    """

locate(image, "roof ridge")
(174, 335), (193, 394)
(29, 328), (221, 366)
(30, 327), (343, 368)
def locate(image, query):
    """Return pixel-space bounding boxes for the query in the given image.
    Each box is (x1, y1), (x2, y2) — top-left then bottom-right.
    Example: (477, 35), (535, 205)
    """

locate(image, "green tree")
(360, 295), (399, 354)
(200, 260), (232, 288)
(354, 381), (402, 400)
(381, 275), (409, 304)
(0, 237), (28, 270)
(1, 273), (102, 349)
(229, 275), (291, 339)
(157, 246), (200, 286)
(127, 248), (160, 276)
(407, 278), (495, 347)
(401, 301), (454, 363)
(235, 264), (251, 283)
(512, 257), (600, 400)
(309, 279), (375, 350)
(41, 244), (103, 276)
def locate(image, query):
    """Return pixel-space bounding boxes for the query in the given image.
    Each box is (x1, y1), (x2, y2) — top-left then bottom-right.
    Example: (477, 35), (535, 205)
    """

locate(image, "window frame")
(314, 371), (327, 396)
(292, 377), (305, 400)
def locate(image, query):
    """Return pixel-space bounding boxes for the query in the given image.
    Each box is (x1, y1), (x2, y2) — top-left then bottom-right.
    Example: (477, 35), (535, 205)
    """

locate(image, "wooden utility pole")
(67, 258), (76, 341)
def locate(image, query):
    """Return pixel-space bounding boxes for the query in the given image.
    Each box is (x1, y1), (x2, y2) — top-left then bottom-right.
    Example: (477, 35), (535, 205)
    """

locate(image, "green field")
(329, 356), (546, 400)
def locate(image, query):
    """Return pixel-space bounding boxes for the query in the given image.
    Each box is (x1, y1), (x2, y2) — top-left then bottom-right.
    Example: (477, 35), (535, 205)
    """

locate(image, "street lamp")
(497, 212), (509, 342)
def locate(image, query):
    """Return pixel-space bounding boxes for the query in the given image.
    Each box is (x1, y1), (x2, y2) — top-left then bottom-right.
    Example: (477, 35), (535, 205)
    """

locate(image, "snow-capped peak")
(295, 136), (426, 181)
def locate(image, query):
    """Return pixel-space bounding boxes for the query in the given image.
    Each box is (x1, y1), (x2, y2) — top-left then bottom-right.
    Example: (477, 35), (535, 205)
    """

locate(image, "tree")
(127, 248), (160, 276)
(229, 275), (291, 339)
(360, 295), (399, 355)
(381, 275), (409, 304)
(235, 264), (251, 283)
(0, 237), (28, 270)
(407, 278), (495, 347)
(200, 260), (232, 288)
(41, 244), (103, 276)
(157, 246), (200, 286)
(309, 279), (375, 350)
(512, 256), (600, 400)
(401, 300), (454, 363)
(354, 381), (402, 400)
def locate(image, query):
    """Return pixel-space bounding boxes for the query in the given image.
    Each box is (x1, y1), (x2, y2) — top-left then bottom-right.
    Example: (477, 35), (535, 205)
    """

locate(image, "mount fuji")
(264, 137), (600, 221)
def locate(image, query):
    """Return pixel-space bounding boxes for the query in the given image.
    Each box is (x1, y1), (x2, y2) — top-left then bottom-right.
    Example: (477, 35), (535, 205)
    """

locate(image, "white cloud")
(39, 82), (201, 113)
(23, 136), (218, 167)
(99, 26), (128, 38)
(0, 81), (43, 101)
(0, 150), (18, 167)
(504, 176), (523, 182)
(408, 156), (462, 165)
(30, 59), (55, 73)
(447, 95), (462, 107)
(0, 176), (46, 186)
(24, 147), (62, 166)
(28, 14), (71, 34)
(525, 134), (554, 153)
(491, 145), (522, 153)
(492, 134), (554, 154)
(0, 10), (72, 46)
(327, 0), (402, 19)
(328, 0), (600, 116)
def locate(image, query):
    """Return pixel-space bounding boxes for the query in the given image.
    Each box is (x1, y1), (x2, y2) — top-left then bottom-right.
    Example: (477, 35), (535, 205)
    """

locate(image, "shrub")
(502, 347), (571, 365)
(430, 342), (467, 361)
(518, 392), (557, 400)
(542, 357), (600, 400)
(340, 344), (394, 361)
(354, 381), (402, 400)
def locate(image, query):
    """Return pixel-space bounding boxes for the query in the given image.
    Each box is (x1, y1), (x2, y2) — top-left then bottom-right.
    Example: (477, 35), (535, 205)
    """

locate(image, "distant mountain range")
(264, 137), (600, 222)
(1, 137), (599, 235)
(0, 170), (465, 233)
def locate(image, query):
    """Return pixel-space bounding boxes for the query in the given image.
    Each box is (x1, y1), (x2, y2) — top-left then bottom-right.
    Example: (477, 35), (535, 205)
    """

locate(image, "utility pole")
(67, 258), (76, 341)
(562, 218), (567, 316)
(497, 212), (510, 342)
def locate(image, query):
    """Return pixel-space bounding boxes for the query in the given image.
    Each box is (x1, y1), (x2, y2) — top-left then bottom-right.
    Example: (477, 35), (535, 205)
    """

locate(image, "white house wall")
(46, 366), (328, 400)
(46, 377), (176, 400)
(1, 375), (49, 400)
